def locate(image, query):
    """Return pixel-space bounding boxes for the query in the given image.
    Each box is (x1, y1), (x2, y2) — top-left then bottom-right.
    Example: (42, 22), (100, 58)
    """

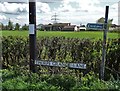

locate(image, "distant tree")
(96, 17), (104, 23)
(1, 23), (4, 30)
(15, 23), (20, 30)
(8, 19), (13, 30)
(0, 23), (2, 30)
(96, 17), (113, 29)
(22, 24), (28, 30)
(0, 23), (5, 30)
(3, 25), (9, 30)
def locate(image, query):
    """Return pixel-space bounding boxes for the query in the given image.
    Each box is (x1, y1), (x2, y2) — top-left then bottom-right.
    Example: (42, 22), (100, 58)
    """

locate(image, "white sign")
(35, 60), (86, 69)
(29, 24), (35, 34)
(69, 63), (86, 69)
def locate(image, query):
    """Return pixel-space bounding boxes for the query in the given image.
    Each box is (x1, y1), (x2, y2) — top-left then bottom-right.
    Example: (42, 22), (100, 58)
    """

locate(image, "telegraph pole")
(101, 6), (109, 80)
(29, 0), (36, 72)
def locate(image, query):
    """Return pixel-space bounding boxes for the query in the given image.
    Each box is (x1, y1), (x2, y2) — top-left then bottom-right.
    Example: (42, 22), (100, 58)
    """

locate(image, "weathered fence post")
(101, 6), (109, 80)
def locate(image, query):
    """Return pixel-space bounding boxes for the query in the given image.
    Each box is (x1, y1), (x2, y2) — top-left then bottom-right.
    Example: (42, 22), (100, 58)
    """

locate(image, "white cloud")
(109, 3), (118, 24)
(0, 1), (51, 25)
(36, 2), (51, 13)
(111, 3), (118, 9)
(0, 2), (51, 14)
(0, 0), (62, 3)
(0, 2), (28, 14)
(0, 0), (119, 25)
(61, 0), (100, 12)
(13, 15), (28, 25)
(52, 0), (119, 25)
(0, 0), (27, 3)
(16, 16), (24, 20)
(52, 0), (104, 24)
(0, 15), (6, 20)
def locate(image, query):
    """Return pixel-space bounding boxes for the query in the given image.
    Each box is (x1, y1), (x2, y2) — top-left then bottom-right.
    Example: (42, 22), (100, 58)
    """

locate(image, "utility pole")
(100, 6), (109, 80)
(29, 0), (36, 72)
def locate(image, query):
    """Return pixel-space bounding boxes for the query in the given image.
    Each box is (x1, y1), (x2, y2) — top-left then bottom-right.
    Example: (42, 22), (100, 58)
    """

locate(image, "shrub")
(46, 74), (76, 91)
(2, 77), (28, 90)
(1, 36), (120, 80)
(1, 69), (120, 90)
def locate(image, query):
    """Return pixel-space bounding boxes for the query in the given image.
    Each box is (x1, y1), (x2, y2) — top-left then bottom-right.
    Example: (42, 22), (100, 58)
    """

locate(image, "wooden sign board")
(35, 60), (86, 69)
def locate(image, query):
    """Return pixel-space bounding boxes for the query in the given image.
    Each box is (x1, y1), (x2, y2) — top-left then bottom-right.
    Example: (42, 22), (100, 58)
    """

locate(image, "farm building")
(41, 23), (72, 31)
(41, 24), (52, 31)
(52, 23), (70, 31)
(109, 24), (120, 30)
(62, 25), (78, 31)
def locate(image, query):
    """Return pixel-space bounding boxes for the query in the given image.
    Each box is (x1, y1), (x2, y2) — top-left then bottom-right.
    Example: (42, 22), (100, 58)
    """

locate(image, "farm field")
(1, 30), (119, 40)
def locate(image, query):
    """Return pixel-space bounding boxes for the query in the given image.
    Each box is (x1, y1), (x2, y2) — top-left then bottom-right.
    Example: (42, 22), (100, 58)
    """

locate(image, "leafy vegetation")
(2, 36), (120, 80)
(1, 20), (28, 30)
(96, 17), (113, 28)
(1, 68), (120, 90)
(1, 35), (120, 90)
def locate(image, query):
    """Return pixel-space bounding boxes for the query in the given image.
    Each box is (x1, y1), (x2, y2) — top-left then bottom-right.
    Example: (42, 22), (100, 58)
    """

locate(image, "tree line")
(0, 17), (113, 31)
(0, 19), (29, 30)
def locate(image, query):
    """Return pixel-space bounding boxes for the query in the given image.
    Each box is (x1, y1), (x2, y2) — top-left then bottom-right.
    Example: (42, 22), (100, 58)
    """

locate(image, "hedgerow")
(1, 36), (120, 80)
(1, 69), (120, 90)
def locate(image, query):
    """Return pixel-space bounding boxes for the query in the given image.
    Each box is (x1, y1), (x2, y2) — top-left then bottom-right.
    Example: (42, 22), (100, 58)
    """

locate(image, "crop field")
(1, 30), (119, 40)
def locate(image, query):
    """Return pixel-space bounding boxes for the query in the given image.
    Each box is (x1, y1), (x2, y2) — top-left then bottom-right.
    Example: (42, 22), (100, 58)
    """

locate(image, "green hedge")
(2, 36), (120, 80)
(1, 69), (120, 90)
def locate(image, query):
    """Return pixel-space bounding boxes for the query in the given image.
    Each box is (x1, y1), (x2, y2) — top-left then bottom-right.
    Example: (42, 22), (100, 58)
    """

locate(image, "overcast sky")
(0, 0), (119, 26)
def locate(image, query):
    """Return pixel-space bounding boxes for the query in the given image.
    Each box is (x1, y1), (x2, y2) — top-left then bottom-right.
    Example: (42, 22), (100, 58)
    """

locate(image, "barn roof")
(63, 25), (76, 29)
